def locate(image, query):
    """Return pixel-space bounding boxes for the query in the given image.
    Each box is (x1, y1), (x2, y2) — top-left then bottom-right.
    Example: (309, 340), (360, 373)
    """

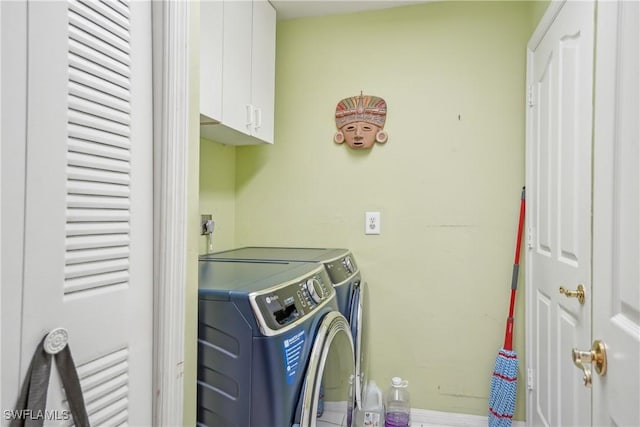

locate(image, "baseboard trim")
(411, 408), (525, 427)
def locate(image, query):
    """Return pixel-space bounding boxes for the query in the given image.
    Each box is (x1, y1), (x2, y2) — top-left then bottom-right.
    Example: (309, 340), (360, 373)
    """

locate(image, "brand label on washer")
(282, 330), (305, 384)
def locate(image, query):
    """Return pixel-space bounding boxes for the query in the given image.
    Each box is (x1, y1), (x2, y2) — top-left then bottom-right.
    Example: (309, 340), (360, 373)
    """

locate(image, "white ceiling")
(270, 0), (433, 20)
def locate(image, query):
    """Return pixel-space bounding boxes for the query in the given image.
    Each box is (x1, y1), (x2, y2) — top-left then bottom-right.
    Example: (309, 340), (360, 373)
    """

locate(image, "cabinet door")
(222, 0), (252, 135)
(200, 0), (223, 123)
(250, 0), (276, 143)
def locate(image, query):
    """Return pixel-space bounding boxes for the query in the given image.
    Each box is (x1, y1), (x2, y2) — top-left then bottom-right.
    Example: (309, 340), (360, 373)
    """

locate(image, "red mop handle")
(504, 187), (526, 351)
(513, 187), (526, 266)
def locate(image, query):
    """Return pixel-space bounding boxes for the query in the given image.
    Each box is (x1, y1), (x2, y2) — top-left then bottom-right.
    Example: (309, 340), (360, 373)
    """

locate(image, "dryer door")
(298, 311), (355, 427)
(350, 280), (369, 411)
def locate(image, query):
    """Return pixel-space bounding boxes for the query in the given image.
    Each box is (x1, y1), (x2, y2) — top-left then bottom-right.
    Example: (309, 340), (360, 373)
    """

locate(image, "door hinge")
(527, 226), (534, 249)
(527, 367), (535, 390)
(527, 85), (535, 107)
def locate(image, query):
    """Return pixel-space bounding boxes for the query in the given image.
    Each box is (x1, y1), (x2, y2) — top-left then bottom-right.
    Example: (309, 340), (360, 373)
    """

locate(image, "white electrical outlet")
(365, 211), (381, 235)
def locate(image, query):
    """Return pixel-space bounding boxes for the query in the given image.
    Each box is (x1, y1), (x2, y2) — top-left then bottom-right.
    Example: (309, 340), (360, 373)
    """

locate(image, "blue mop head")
(488, 349), (518, 427)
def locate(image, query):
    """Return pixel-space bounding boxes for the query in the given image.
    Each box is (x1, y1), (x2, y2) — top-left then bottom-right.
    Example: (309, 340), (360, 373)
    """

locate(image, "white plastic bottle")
(384, 377), (410, 427)
(356, 380), (384, 427)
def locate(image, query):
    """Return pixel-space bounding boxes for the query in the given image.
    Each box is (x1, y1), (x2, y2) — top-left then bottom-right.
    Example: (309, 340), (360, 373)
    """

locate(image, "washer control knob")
(305, 278), (325, 304)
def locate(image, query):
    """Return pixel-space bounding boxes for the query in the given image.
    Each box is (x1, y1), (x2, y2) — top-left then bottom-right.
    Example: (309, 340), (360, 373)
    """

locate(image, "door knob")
(572, 339), (607, 387)
(559, 284), (585, 304)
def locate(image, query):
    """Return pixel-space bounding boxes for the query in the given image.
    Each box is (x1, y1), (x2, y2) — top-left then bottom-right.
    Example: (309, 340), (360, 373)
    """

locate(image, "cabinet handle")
(254, 107), (262, 131)
(245, 104), (253, 127)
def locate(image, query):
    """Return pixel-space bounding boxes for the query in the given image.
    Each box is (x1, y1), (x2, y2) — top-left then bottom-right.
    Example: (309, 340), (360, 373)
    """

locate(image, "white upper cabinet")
(200, 0), (224, 125)
(250, 0), (276, 143)
(219, 0), (253, 135)
(200, 0), (276, 145)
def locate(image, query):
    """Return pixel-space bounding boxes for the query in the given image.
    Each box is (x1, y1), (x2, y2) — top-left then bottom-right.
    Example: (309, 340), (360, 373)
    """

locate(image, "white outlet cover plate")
(365, 211), (381, 235)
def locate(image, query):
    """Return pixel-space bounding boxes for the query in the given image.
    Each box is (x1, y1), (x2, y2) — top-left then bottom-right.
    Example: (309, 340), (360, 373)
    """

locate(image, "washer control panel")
(304, 277), (327, 304)
(251, 268), (333, 334)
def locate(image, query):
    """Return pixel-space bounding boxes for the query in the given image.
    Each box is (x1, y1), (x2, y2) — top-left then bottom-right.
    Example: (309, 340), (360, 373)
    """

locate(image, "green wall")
(199, 141), (237, 253)
(531, 0), (551, 28)
(198, 0), (545, 421)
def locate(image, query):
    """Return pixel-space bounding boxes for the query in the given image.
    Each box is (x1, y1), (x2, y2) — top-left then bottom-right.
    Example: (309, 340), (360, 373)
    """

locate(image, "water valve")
(201, 215), (215, 236)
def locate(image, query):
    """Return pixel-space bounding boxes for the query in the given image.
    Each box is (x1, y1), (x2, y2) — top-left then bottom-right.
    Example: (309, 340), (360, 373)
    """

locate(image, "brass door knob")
(572, 340), (607, 387)
(559, 284), (586, 304)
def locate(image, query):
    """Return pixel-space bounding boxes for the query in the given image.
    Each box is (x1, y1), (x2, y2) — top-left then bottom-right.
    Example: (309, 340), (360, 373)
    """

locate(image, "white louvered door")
(20, 1), (152, 424)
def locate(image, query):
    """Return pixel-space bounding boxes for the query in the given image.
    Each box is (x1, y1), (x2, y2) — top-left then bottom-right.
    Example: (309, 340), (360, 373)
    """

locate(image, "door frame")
(0, 1), (190, 425)
(0, 0), (3, 413)
(152, 1), (190, 425)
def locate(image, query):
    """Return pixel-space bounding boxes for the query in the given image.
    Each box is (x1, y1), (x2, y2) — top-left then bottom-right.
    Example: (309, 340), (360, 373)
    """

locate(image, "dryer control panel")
(324, 253), (358, 284)
(250, 267), (334, 336)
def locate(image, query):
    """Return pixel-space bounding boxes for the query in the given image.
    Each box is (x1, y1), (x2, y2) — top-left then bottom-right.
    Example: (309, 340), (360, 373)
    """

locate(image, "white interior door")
(525, 1), (595, 426)
(16, 0), (153, 424)
(592, 1), (640, 425)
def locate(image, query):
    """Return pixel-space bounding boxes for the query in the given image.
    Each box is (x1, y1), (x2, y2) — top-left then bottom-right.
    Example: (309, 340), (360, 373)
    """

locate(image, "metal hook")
(44, 327), (69, 355)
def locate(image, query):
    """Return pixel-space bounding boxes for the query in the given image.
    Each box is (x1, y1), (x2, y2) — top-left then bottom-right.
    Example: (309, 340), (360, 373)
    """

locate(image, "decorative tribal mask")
(334, 92), (388, 150)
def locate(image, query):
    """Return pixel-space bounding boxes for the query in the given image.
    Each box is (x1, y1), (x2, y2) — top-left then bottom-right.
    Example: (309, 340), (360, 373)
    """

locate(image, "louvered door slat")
(69, 8), (129, 54)
(67, 194), (130, 210)
(66, 222), (129, 237)
(69, 81), (130, 115)
(66, 208), (129, 223)
(64, 270), (129, 294)
(68, 108), (131, 138)
(67, 180), (129, 197)
(77, 0), (130, 35)
(64, 347), (130, 426)
(66, 246), (130, 265)
(68, 124), (131, 150)
(69, 38), (130, 80)
(68, 138), (131, 162)
(88, 401), (129, 427)
(69, 95), (131, 127)
(69, 52), (130, 92)
(69, 1), (130, 43)
(68, 151), (130, 173)
(67, 166), (129, 185)
(69, 67), (130, 102)
(65, 257), (129, 279)
(66, 234), (130, 251)
(84, 387), (128, 426)
(102, 0), (129, 21)
(77, 347), (128, 377)
(83, 382), (128, 407)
